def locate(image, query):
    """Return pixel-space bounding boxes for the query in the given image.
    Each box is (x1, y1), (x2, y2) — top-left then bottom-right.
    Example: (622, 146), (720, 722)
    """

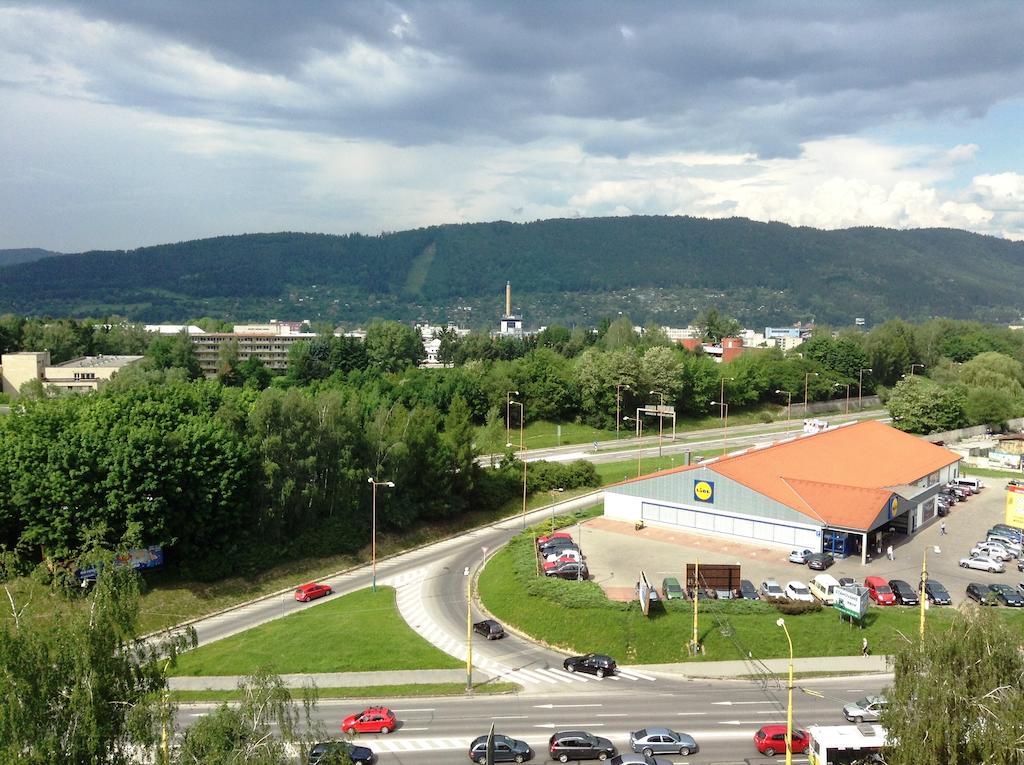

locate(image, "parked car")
(788, 549), (813, 564)
(960, 555), (1005, 573)
(1019, 559), (1024, 573)
(888, 579), (920, 606)
(806, 553), (835, 571)
(843, 695), (888, 723)
(686, 586), (716, 600)
(753, 725), (809, 757)
(294, 582), (333, 602)
(988, 583), (1024, 607)
(549, 731), (616, 762)
(564, 654), (617, 678)
(863, 576), (896, 605)
(544, 554), (584, 571)
(966, 582), (999, 605)
(546, 561), (588, 580)
(837, 577), (856, 587)
(342, 707), (396, 735)
(986, 534), (1023, 556)
(473, 619), (505, 639)
(970, 542), (1013, 562)
(662, 577), (684, 600)
(309, 741), (375, 765)
(540, 541), (580, 556)
(1007, 479), (1024, 489)
(628, 728), (699, 757)
(784, 581), (814, 602)
(608, 755), (672, 765)
(991, 524), (1024, 543)
(760, 579), (785, 599)
(736, 579), (759, 600)
(544, 548), (583, 563)
(924, 579), (952, 605)
(469, 735), (532, 764)
(537, 532), (573, 547)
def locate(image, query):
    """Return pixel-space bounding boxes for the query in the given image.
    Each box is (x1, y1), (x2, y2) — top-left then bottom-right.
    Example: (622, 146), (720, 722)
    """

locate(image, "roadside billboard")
(637, 570), (654, 616)
(1006, 486), (1024, 530)
(833, 585), (870, 620)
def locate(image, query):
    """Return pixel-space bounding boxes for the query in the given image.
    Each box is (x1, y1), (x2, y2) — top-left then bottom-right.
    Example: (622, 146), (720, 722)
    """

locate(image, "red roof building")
(604, 420), (961, 564)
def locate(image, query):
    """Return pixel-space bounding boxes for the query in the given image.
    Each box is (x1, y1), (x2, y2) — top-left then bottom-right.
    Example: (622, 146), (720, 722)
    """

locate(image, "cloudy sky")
(2, 1), (1024, 252)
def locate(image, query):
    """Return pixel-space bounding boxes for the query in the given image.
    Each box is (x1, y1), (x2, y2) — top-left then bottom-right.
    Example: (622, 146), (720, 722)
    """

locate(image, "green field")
(169, 682), (517, 703)
(478, 536), (1024, 663)
(170, 587), (461, 676)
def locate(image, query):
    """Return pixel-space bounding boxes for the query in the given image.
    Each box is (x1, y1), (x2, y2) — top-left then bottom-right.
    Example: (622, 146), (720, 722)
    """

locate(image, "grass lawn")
(169, 682), (518, 703)
(962, 466), (1024, 480)
(170, 587), (461, 676)
(478, 539), (1024, 663)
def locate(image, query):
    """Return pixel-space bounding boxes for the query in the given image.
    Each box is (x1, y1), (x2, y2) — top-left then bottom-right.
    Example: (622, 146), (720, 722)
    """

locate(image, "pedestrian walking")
(940, 521), (947, 535)
(886, 544), (894, 561)
(862, 637), (870, 657)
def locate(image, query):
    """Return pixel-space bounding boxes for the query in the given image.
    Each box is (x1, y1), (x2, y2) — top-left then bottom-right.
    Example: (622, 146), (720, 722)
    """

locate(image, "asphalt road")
(176, 673), (891, 764)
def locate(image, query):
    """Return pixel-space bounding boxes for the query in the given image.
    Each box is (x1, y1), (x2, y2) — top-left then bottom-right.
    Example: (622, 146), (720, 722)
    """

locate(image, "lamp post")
(650, 390), (665, 456)
(833, 382), (851, 415)
(505, 390), (519, 445)
(549, 487), (565, 534)
(466, 546), (489, 692)
(775, 389), (793, 430)
(919, 546), (928, 640)
(623, 416), (644, 478)
(509, 400), (526, 527)
(803, 372), (819, 418)
(615, 383), (630, 439)
(368, 477), (395, 592)
(718, 376), (735, 418)
(909, 363), (925, 377)
(777, 617), (795, 765)
(710, 401), (729, 452)
(858, 368), (872, 411)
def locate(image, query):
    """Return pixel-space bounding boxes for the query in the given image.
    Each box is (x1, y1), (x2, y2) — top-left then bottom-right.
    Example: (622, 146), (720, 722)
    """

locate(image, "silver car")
(843, 695), (888, 723)
(608, 755), (671, 765)
(628, 728), (698, 757)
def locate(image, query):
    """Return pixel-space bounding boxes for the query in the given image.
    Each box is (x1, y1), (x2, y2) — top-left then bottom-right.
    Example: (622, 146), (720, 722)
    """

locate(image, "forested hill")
(0, 247), (61, 268)
(1, 217), (1022, 326)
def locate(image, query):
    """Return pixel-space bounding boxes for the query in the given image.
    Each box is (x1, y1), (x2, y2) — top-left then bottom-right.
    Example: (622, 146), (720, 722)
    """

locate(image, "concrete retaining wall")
(923, 417), (1024, 445)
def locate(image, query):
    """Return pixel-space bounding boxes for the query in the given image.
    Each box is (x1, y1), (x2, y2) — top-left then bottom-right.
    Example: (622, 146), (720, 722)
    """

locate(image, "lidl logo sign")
(694, 480), (715, 503)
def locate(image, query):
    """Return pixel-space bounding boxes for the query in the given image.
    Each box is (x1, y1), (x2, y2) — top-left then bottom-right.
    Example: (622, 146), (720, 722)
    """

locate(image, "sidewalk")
(168, 655), (890, 691)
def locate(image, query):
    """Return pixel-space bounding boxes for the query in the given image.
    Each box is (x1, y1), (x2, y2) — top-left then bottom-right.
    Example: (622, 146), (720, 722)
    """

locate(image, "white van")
(810, 574), (841, 605)
(953, 477), (983, 493)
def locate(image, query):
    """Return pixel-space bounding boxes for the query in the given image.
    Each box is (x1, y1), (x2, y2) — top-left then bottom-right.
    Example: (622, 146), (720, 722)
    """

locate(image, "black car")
(564, 653), (617, 678)
(807, 553), (835, 571)
(549, 730), (617, 762)
(686, 587), (716, 601)
(469, 735), (532, 764)
(473, 619), (505, 639)
(309, 742), (375, 765)
(546, 561), (588, 580)
(540, 540), (581, 555)
(888, 579), (920, 606)
(837, 577), (856, 587)
(989, 584), (1024, 607)
(924, 579), (952, 605)
(736, 579), (759, 600)
(966, 582), (999, 605)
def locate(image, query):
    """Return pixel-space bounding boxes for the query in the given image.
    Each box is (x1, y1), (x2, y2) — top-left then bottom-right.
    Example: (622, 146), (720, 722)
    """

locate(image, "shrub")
(773, 599), (823, 615)
(758, 411), (774, 423)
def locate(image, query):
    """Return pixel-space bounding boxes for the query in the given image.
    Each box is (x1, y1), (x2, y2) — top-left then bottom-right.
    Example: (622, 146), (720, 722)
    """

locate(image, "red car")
(542, 554), (580, 571)
(294, 582), (333, 602)
(537, 531), (573, 547)
(342, 707), (397, 735)
(864, 576), (896, 606)
(754, 725), (809, 756)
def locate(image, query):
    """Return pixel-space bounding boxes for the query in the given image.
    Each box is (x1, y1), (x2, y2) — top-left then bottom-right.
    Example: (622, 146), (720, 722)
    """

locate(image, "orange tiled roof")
(624, 420), (959, 529)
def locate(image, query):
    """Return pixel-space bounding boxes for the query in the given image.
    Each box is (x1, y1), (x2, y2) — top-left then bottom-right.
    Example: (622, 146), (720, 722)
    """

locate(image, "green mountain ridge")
(1, 216), (1022, 327)
(0, 247), (62, 268)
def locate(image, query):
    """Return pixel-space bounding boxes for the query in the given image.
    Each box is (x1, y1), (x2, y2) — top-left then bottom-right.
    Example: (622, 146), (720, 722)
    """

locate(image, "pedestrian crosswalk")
(383, 567), (658, 687)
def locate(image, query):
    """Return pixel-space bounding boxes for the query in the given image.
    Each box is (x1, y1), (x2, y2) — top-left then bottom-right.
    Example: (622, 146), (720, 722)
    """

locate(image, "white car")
(959, 555), (1006, 573)
(760, 579), (785, 599)
(986, 536), (1023, 557)
(970, 543), (1013, 562)
(785, 581), (814, 602)
(788, 549), (813, 564)
(544, 549), (582, 563)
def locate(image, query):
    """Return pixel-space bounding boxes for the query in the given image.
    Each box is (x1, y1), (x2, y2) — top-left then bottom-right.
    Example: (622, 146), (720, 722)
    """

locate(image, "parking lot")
(573, 484), (1016, 606)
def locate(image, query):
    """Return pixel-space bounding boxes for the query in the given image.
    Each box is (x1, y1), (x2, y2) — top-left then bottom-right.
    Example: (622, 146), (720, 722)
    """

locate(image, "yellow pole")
(777, 618), (794, 765)
(919, 546), (928, 640)
(637, 419), (643, 478)
(692, 558), (699, 653)
(466, 568), (473, 692)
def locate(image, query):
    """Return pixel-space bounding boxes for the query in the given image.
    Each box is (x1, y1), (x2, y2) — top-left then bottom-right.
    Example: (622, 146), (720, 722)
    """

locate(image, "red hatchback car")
(754, 725), (809, 756)
(863, 576), (896, 606)
(342, 707), (397, 735)
(294, 582), (332, 602)
(537, 531), (573, 547)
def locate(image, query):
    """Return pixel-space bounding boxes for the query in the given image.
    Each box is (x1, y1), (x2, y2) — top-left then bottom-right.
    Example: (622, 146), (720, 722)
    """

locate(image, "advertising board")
(833, 585), (870, 620)
(1006, 486), (1024, 530)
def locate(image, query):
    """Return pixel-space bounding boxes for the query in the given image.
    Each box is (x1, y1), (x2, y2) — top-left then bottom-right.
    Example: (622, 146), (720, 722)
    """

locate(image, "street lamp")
(368, 477), (395, 592)
(719, 376), (735, 418)
(615, 383), (630, 439)
(833, 382), (851, 415)
(710, 401), (729, 452)
(775, 389), (793, 429)
(509, 400), (526, 527)
(549, 487), (565, 534)
(803, 372), (819, 418)
(623, 416), (644, 478)
(858, 368), (872, 412)
(650, 390), (665, 456)
(909, 363), (925, 377)
(505, 390), (519, 445)
(466, 545), (489, 692)
(777, 617), (795, 765)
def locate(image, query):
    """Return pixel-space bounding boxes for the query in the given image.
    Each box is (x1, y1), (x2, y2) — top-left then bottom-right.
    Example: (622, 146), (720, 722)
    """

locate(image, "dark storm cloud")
(14, 1), (1024, 155)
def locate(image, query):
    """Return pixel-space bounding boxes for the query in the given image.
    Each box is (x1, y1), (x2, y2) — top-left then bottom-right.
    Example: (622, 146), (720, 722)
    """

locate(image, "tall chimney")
(505, 281), (512, 316)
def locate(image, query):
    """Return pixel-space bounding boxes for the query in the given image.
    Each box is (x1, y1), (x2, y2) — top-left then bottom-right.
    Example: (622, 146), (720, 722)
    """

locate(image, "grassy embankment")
(478, 532), (1024, 664)
(170, 683), (517, 703)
